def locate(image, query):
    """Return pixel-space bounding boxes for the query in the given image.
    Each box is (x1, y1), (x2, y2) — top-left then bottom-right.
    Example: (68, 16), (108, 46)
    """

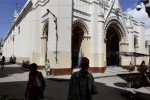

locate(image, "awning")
(118, 52), (149, 57)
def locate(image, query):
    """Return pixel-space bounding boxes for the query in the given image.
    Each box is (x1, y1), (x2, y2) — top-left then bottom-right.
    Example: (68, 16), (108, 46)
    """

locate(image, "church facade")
(3, 0), (149, 75)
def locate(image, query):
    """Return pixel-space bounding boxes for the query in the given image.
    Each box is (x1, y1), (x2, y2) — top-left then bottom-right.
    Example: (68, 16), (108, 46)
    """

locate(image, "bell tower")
(13, 1), (19, 23)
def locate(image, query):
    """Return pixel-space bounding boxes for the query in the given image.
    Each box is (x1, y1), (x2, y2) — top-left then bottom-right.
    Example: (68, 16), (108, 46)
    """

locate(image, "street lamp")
(136, 0), (149, 11)
(47, 9), (58, 63)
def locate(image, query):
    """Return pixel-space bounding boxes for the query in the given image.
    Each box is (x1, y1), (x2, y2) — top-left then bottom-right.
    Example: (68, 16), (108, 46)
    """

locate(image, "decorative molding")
(104, 0), (115, 21)
(73, 9), (91, 22)
(33, 0), (50, 10)
(73, 16), (91, 22)
(73, 9), (91, 17)
(83, 35), (91, 39)
(103, 16), (128, 41)
(35, 0), (49, 6)
(135, 46), (139, 48)
(35, 0), (48, 5)
(42, 20), (49, 32)
(72, 19), (89, 35)
(41, 36), (47, 39)
(120, 43), (129, 45)
(134, 31), (139, 34)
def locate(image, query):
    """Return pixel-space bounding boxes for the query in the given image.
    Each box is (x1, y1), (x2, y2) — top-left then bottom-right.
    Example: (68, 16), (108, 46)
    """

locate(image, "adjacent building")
(2, 0), (149, 75)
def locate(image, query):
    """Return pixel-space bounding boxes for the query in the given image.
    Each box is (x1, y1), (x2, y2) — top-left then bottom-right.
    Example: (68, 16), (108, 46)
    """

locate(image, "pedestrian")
(138, 61), (146, 74)
(1, 56), (5, 70)
(129, 61), (135, 72)
(138, 61), (148, 86)
(68, 57), (98, 100)
(45, 59), (50, 76)
(25, 63), (45, 100)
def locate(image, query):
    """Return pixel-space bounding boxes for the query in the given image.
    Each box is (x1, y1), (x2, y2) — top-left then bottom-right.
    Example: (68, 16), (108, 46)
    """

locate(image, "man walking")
(1, 56), (5, 70)
(68, 57), (98, 100)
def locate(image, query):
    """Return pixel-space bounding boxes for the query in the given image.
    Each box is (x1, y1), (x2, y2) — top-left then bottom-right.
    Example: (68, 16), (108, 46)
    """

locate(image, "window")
(18, 26), (20, 34)
(134, 36), (138, 47)
(145, 41), (148, 48)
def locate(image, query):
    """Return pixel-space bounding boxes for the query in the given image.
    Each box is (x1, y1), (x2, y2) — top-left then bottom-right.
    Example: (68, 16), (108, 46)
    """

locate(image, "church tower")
(13, 9), (18, 23)
(12, 1), (19, 24)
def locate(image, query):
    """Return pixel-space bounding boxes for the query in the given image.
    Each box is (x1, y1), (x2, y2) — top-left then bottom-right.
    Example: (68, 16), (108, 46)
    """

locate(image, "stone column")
(90, 0), (105, 72)
(40, 36), (47, 65)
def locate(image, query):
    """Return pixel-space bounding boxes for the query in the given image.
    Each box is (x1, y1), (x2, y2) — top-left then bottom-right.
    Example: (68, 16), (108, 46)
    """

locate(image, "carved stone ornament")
(103, 16), (128, 41)
(72, 19), (89, 36)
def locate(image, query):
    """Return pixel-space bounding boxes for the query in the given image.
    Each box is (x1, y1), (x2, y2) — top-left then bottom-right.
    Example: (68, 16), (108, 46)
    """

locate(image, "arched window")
(134, 36), (138, 47)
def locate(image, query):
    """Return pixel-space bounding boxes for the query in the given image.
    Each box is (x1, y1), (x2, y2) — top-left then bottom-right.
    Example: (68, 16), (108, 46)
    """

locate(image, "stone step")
(105, 67), (129, 73)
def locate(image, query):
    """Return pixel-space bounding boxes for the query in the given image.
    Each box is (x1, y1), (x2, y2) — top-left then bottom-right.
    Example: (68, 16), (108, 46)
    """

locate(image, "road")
(0, 64), (150, 100)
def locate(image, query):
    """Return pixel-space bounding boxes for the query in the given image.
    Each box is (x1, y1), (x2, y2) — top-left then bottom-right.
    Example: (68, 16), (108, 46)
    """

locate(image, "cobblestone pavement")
(0, 64), (150, 100)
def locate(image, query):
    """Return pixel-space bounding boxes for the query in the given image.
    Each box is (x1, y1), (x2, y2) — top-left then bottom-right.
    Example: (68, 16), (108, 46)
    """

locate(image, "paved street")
(0, 64), (150, 100)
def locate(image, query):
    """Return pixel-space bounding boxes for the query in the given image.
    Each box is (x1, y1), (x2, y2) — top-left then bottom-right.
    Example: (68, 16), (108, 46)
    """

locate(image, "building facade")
(3, 0), (149, 75)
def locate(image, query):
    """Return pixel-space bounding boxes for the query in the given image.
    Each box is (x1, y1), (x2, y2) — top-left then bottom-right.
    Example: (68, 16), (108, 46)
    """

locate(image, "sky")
(0, 0), (149, 40)
(0, 0), (27, 39)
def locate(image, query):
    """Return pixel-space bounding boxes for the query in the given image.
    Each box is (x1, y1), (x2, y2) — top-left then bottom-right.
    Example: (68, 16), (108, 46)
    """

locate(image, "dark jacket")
(68, 71), (98, 100)
(25, 71), (45, 99)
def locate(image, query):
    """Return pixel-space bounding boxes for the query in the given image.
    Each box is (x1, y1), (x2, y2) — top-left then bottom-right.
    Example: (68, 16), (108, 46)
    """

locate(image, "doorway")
(106, 26), (120, 66)
(72, 26), (84, 68)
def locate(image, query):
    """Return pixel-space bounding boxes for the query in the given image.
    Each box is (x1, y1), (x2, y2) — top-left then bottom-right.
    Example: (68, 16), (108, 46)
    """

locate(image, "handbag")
(34, 77), (43, 88)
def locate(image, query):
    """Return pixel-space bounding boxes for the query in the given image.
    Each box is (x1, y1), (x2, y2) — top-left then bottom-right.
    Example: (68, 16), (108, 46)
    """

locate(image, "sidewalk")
(0, 64), (150, 100)
(0, 64), (29, 83)
(43, 67), (139, 80)
(0, 64), (139, 81)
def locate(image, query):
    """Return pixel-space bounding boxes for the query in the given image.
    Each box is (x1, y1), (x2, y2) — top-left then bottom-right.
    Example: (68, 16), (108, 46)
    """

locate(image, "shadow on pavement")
(114, 82), (150, 100)
(121, 91), (150, 100)
(117, 73), (150, 88)
(0, 78), (150, 100)
(114, 82), (127, 88)
(0, 81), (27, 99)
(0, 66), (29, 78)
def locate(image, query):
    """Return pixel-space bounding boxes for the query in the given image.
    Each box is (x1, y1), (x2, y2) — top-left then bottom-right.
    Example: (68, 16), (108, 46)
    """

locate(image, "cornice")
(73, 9), (91, 17)
(34, 0), (50, 9)
(15, 1), (33, 25)
(73, 15), (91, 22)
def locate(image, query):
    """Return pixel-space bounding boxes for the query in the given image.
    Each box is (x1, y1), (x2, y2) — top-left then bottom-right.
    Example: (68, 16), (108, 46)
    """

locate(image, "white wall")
(145, 29), (150, 40)
(47, 0), (72, 52)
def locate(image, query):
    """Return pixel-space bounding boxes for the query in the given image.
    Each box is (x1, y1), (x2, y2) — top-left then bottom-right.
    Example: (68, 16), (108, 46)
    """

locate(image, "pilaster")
(90, 1), (105, 68)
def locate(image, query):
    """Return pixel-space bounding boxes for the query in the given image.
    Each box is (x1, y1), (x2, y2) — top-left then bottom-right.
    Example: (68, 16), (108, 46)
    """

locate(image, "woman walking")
(45, 59), (50, 76)
(25, 63), (45, 100)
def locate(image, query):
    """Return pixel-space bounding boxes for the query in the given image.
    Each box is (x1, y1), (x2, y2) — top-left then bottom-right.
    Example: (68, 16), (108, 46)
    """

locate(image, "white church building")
(2, 0), (149, 75)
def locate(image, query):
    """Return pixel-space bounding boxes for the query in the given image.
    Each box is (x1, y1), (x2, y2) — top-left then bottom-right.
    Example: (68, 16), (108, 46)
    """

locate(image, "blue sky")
(0, 0), (146, 40)
(120, 0), (139, 11)
(0, 0), (27, 39)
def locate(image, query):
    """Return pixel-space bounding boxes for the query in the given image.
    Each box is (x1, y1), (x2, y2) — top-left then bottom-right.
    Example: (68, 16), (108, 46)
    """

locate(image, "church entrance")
(106, 26), (120, 66)
(72, 26), (84, 68)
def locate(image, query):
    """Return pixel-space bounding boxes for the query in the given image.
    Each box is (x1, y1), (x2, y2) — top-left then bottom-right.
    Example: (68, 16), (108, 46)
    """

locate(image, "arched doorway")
(72, 21), (89, 69)
(40, 21), (48, 64)
(72, 26), (84, 68)
(106, 26), (120, 66)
